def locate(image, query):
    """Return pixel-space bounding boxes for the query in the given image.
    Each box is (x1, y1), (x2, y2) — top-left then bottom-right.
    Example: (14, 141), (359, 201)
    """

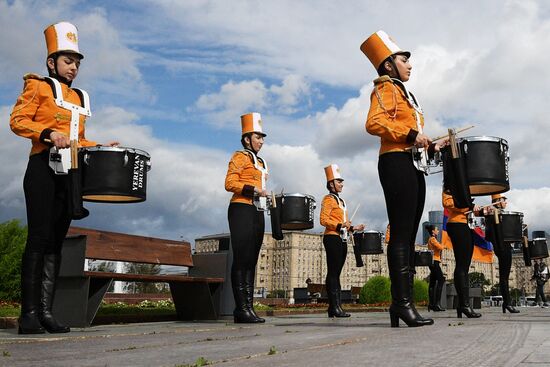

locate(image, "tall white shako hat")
(241, 112), (266, 137)
(44, 21), (84, 59)
(324, 164), (344, 182)
(360, 30), (410, 69)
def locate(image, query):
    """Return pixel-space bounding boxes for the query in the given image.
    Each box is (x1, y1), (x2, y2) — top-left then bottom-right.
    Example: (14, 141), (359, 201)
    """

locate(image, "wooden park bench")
(52, 227), (224, 327)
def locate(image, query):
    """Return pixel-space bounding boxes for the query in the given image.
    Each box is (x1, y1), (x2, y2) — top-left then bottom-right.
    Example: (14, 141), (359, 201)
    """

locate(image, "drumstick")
(349, 204), (360, 223)
(465, 202), (502, 214)
(271, 191), (277, 208)
(433, 125), (474, 142)
(404, 125), (475, 151)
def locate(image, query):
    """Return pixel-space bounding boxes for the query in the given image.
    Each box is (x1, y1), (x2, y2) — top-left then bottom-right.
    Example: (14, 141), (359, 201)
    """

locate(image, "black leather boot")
(427, 281), (435, 312)
(245, 270), (265, 323)
(232, 270), (260, 323)
(18, 252), (45, 334)
(433, 280), (446, 311)
(335, 288), (350, 317)
(501, 281), (519, 314)
(456, 283), (481, 318)
(327, 288), (348, 317)
(39, 254), (70, 333)
(388, 247), (433, 327)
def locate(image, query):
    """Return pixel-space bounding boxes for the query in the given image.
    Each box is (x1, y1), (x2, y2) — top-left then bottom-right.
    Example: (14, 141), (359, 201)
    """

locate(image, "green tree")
(0, 220), (27, 301)
(359, 276), (391, 304)
(124, 263), (165, 293)
(469, 272), (491, 289)
(267, 289), (286, 298)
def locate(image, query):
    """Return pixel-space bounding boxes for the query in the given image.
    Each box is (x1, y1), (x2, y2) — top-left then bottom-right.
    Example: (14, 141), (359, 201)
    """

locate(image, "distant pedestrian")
(532, 259), (549, 308)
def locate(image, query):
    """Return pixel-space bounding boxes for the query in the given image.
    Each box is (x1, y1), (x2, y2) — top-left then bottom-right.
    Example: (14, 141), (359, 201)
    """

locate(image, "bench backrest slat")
(68, 227), (193, 267)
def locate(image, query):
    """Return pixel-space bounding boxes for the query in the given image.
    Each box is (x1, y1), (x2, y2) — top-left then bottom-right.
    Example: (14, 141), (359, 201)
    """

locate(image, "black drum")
(533, 231), (547, 240)
(443, 136), (509, 197)
(414, 250), (434, 267)
(529, 239), (549, 259)
(500, 211), (524, 242)
(353, 231), (383, 255)
(275, 193), (316, 230)
(79, 146), (151, 203)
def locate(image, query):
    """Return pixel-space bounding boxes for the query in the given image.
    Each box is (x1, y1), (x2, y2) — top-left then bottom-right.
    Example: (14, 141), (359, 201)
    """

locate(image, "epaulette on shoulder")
(373, 75), (392, 85)
(23, 73), (45, 81)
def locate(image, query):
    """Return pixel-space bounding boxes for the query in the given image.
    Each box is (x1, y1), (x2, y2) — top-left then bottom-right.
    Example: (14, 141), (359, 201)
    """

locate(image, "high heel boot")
(501, 282), (519, 314)
(432, 280), (446, 311)
(232, 270), (260, 323)
(456, 284), (481, 318)
(245, 270), (265, 322)
(427, 281), (436, 312)
(18, 252), (45, 334)
(388, 247), (433, 327)
(335, 288), (350, 317)
(39, 254), (70, 333)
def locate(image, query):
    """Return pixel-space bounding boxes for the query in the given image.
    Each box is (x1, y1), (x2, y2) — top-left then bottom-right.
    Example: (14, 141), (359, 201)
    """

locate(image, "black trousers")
(378, 153), (426, 272)
(429, 261), (445, 288)
(446, 222), (474, 291)
(323, 235), (347, 292)
(536, 282), (547, 304)
(228, 203), (265, 274)
(23, 151), (72, 256)
(486, 218), (513, 302)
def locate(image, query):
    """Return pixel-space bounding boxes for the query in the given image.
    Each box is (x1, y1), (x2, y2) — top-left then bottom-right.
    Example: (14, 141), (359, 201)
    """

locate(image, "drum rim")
(79, 146), (151, 158)
(500, 211), (524, 216)
(415, 250), (434, 253)
(276, 193), (315, 200)
(458, 136), (508, 146)
(355, 230), (382, 234)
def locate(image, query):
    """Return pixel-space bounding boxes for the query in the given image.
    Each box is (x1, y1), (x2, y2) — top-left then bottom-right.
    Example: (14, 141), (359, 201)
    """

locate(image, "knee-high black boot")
(456, 278), (481, 318)
(501, 280), (519, 314)
(335, 287), (350, 317)
(388, 247), (433, 327)
(245, 269), (264, 323)
(232, 270), (260, 323)
(433, 280), (446, 311)
(39, 254), (70, 333)
(428, 281), (436, 311)
(18, 252), (45, 334)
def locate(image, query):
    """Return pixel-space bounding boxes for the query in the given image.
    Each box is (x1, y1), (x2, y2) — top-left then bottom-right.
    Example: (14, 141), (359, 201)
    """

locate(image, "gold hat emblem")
(258, 119), (262, 127)
(66, 32), (78, 44)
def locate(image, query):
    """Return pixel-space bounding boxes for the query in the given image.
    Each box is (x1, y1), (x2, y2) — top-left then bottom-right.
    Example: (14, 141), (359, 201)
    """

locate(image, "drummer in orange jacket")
(225, 112), (269, 324)
(362, 30), (447, 328)
(320, 164), (365, 318)
(10, 22), (117, 335)
(483, 194), (519, 313)
(425, 224), (445, 312)
(442, 191), (482, 318)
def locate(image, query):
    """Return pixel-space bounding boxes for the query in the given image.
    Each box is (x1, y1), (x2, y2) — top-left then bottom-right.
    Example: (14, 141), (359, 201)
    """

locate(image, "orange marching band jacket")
(427, 236), (444, 262)
(10, 73), (97, 156)
(442, 191), (469, 224)
(224, 150), (267, 205)
(366, 75), (425, 156)
(320, 194), (348, 236)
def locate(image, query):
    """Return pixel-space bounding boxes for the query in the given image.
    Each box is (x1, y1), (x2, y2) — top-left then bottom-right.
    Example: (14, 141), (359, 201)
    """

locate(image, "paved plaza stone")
(1, 307), (550, 367)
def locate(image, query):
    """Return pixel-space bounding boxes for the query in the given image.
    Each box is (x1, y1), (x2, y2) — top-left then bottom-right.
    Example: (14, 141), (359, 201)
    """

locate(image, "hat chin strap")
(48, 54), (73, 87)
(389, 57), (403, 81)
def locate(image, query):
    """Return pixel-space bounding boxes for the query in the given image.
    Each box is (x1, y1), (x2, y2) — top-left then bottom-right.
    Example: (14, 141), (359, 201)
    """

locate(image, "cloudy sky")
(1, 0), (549, 245)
